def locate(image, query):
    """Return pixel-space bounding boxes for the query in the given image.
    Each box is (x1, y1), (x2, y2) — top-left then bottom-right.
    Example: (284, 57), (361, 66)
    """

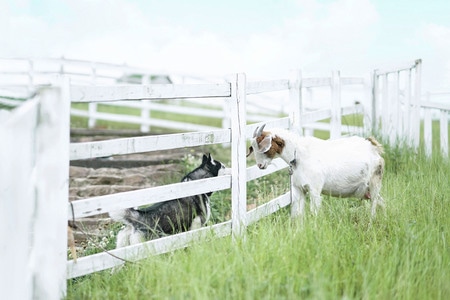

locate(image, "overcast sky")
(1, 0), (450, 92)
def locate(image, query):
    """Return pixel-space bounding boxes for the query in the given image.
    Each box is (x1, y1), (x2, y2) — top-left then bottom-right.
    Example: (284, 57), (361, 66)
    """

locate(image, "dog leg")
(189, 216), (203, 230)
(115, 225), (133, 248)
(129, 230), (145, 245)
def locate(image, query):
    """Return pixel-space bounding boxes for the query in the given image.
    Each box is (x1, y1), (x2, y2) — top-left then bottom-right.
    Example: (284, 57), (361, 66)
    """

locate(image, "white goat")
(247, 125), (385, 217)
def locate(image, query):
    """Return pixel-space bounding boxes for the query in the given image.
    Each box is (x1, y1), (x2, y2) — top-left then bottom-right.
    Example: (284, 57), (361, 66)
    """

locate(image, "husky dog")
(110, 153), (226, 248)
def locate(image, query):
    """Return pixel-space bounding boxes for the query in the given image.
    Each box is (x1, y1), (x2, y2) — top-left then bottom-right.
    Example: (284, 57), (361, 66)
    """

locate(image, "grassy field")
(67, 138), (450, 299)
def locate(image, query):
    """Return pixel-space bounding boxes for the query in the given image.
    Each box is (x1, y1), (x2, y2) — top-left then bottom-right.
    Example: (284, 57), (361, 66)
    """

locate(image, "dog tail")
(109, 208), (141, 226)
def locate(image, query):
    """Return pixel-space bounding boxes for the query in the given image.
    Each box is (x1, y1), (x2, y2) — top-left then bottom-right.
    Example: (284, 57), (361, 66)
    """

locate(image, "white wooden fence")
(372, 59), (449, 157)
(0, 69), (365, 298)
(66, 71), (365, 279)
(0, 80), (70, 299)
(1, 57), (448, 298)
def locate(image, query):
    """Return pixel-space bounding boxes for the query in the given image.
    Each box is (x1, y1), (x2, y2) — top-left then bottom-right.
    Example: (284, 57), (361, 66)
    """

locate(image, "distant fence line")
(372, 59), (449, 157)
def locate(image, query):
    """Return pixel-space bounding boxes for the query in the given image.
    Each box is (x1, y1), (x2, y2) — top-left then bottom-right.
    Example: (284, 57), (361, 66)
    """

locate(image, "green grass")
(67, 143), (450, 299)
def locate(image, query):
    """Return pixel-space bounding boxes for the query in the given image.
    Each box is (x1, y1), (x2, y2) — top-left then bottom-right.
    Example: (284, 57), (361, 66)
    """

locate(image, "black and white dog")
(110, 153), (226, 248)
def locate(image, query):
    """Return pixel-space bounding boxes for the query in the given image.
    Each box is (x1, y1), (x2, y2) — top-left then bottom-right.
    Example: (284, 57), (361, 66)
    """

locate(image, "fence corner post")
(229, 73), (247, 241)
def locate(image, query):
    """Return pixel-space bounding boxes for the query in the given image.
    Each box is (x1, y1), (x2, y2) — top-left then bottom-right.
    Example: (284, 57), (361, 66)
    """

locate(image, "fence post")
(289, 70), (302, 135)
(423, 92), (432, 157)
(371, 70), (379, 134)
(404, 69), (412, 142)
(0, 80), (70, 299)
(87, 63), (98, 129)
(229, 73), (247, 240)
(140, 75), (151, 132)
(411, 59), (422, 149)
(330, 70), (342, 139)
(1, 97), (39, 300)
(30, 80), (70, 299)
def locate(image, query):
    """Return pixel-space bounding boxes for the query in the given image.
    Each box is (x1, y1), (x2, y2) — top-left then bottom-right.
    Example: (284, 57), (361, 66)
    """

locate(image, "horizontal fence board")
(246, 159), (288, 181)
(70, 129), (230, 160)
(246, 192), (291, 226)
(70, 83), (231, 102)
(67, 221), (232, 278)
(68, 175), (231, 219)
(247, 80), (289, 94)
(374, 60), (419, 75)
(420, 101), (450, 111)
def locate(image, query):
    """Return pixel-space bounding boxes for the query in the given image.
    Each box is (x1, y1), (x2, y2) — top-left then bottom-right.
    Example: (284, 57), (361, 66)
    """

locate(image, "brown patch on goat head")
(256, 132), (285, 158)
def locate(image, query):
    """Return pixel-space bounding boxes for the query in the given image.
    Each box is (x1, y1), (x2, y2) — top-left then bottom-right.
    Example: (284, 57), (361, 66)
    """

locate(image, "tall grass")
(67, 144), (450, 299)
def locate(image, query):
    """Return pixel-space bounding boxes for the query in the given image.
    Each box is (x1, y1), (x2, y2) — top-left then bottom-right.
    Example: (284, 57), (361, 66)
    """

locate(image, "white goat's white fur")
(250, 127), (385, 217)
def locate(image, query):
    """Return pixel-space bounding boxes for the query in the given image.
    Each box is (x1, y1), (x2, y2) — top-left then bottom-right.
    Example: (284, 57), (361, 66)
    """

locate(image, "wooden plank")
(70, 83), (231, 102)
(70, 129), (231, 160)
(412, 60), (422, 149)
(0, 96), (39, 300)
(230, 73), (248, 240)
(420, 101), (450, 111)
(67, 221), (232, 278)
(374, 59), (420, 76)
(68, 175), (232, 219)
(31, 84), (70, 299)
(289, 70), (302, 133)
(246, 193), (291, 225)
(330, 70), (342, 139)
(246, 79), (289, 94)
(246, 158), (288, 181)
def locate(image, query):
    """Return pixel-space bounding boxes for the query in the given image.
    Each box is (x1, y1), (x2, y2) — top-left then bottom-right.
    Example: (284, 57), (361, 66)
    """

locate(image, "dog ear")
(202, 154), (208, 164)
(246, 146), (254, 157)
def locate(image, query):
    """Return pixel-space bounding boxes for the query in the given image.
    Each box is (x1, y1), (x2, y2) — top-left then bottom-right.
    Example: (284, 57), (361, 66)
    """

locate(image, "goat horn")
(255, 124), (265, 137)
(253, 127), (259, 138)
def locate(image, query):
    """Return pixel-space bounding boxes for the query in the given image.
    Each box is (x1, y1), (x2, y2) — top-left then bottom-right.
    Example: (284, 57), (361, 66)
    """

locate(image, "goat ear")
(246, 146), (254, 157)
(258, 135), (272, 153)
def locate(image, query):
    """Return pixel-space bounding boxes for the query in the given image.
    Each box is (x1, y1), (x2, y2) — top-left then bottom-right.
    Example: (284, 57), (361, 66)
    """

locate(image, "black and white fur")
(110, 153), (226, 248)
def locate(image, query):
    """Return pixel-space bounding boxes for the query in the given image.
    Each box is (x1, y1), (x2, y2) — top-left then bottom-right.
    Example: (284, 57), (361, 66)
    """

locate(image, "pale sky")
(1, 0), (450, 92)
